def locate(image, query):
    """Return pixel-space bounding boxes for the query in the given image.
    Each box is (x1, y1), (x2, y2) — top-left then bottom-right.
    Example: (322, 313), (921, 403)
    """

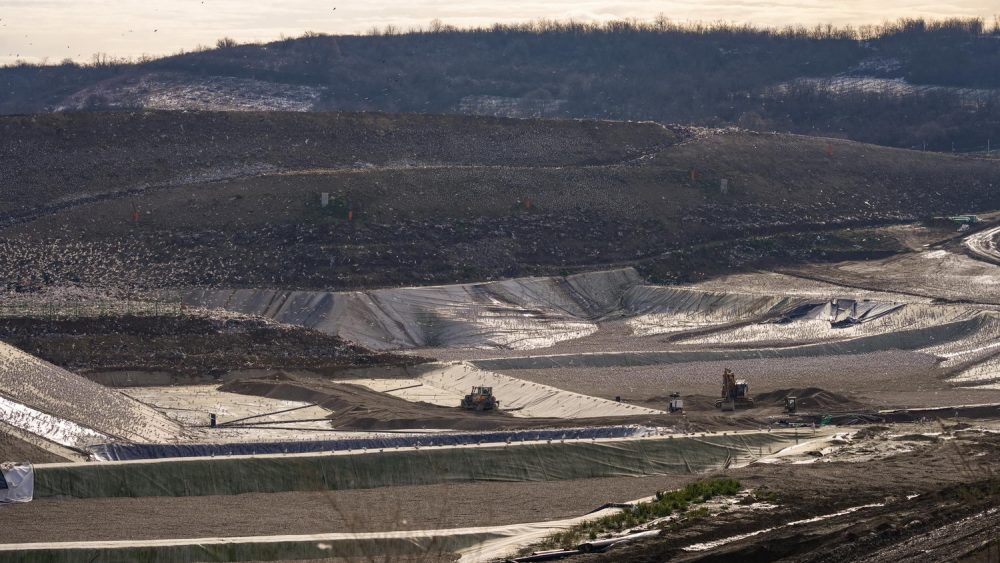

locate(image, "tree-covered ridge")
(1, 17), (998, 151)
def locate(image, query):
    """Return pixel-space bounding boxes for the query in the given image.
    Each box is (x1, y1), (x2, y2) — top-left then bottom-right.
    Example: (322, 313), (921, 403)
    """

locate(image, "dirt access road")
(962, 223), (1000, 263)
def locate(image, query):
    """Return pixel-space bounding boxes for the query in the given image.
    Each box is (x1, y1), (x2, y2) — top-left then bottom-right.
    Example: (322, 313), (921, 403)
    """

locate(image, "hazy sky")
(2, 0), (997, 65)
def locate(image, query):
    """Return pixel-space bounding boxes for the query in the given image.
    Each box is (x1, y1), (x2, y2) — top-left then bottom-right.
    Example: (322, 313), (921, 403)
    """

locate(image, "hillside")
(1, 19), (998, 152)
(2, 111), (998, 291)
(0, 111), (681, 221)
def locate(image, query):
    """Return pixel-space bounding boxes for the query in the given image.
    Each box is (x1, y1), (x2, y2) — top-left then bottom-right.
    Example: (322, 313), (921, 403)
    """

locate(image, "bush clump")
(546, 478), (742, 549)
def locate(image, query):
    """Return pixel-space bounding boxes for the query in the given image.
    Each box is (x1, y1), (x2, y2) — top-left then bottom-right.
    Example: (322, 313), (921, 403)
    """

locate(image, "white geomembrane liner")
(0, 341), (182, 444)
(0, 395), (108, 448)
(173, 268), (640, 351)
(349, 362), (665, 418)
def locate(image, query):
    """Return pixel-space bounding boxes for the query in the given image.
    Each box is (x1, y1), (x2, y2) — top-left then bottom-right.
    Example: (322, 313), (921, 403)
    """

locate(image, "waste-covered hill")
(0, 111), (683, 221)
(2, 111), (999, 290)
(0, 312), (419, 382)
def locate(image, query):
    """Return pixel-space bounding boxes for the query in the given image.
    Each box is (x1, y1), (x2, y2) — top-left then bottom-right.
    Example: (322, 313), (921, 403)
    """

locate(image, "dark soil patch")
(0, 313), (419, 378)
(0, 429), (67, 464)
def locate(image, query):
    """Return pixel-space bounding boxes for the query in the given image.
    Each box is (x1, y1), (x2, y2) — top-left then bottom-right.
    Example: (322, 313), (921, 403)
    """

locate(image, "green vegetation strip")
(544, 478), (742, 550)
(35, 433), (797, 499)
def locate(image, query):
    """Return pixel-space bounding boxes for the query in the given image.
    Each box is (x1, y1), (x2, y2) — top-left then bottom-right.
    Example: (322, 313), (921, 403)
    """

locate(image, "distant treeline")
(2, 17), (999, 151)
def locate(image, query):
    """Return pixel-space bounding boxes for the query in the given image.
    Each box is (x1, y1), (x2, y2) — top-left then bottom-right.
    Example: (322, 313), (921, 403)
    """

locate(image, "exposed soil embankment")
(754, 388), (865, 411)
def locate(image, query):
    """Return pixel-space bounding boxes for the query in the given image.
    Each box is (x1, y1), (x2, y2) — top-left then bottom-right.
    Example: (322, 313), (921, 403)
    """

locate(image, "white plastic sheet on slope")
(415, 362), (665, 418)
(173, 269), (642, 351)
(339, 378), (462, 407)
(622, 286), (905, 338)
(0, 341), (182, 443)
(344, 362), (664, 417)
(0, 462), (34, 504)
(0, 395), (108, 449)
(622, 286), (798, 337)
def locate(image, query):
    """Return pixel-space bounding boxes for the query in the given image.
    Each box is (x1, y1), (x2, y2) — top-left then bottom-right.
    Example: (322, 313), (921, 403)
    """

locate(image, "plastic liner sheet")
(0, 342), (181, 443)
(88, 425), (658, 461)
(172, 269), (641, 351)
(38, 432), (799, 499)
(475, 315), (988, 371)
(828, 300), (904, 328)
(0, 462), (33, 503)
(777, 299), (903, 328)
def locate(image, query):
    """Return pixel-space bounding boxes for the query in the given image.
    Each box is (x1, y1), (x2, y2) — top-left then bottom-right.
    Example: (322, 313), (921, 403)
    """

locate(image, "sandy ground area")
(120, 385), (369, 443)
(0, 474), (693, 544)
(345, 362), (664, 418)
(0, 425), (68, 464)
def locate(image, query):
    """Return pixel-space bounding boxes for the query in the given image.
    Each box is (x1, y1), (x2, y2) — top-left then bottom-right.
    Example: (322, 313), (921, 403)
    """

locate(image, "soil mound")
(219, 375), (675, 431)
(0, 425), (69, 463)
(754, 387), (861, 411)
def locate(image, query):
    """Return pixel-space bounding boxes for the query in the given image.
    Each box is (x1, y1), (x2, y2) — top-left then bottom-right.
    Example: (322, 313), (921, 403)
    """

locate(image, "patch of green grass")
(536, 478), (743, 550)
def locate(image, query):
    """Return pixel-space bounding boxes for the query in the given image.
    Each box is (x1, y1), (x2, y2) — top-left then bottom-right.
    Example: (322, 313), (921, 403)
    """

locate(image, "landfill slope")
(0, 341), (182, 445)
(5, 113), (1000, 291)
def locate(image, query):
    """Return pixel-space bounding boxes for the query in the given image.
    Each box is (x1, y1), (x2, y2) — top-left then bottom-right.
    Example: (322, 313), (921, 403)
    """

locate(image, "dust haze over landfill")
(2, 1), (1000, 562)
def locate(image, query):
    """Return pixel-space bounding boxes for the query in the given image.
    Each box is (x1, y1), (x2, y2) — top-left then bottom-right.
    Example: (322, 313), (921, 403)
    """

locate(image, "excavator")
(460, 386), (500, 411)
(715, 368), (755, 411)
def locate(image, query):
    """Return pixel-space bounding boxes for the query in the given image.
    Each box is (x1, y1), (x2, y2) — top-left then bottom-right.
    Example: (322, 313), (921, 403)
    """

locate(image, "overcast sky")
(2, 0), (997, 65)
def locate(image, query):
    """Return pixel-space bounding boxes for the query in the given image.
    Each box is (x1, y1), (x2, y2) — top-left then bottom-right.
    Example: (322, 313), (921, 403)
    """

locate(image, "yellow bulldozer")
(460, 386), (500, 411)
(715, 368), (755, 411)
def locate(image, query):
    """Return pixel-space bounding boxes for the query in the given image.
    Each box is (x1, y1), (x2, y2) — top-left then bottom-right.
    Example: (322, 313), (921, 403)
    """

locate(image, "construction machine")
(784, 396), (797, 413)
(715, 368), (755, 411)
(460, 386), (500, 411)
(668, 392), (684, 413)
